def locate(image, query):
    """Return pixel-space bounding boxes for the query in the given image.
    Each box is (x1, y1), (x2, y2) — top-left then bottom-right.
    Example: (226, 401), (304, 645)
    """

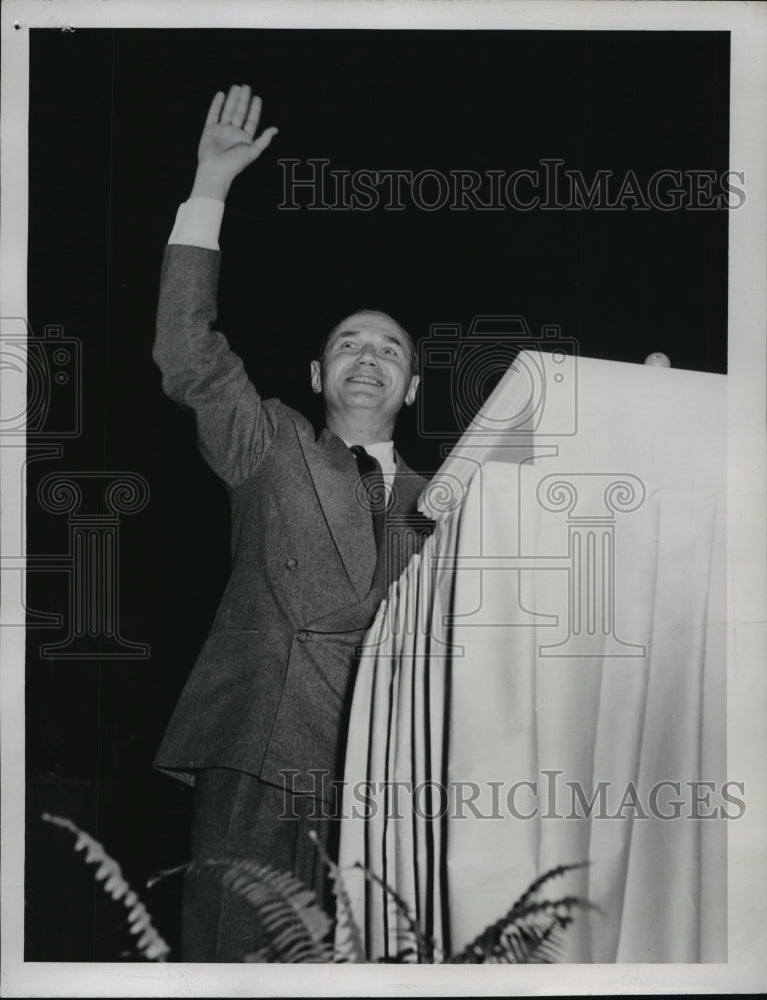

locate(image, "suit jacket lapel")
(295, 423), (377, 600)
(391, 451), (427, 513)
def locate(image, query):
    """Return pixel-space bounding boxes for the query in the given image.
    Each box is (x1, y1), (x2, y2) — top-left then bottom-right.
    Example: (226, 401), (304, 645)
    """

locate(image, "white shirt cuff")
(168, 197), (225, 250)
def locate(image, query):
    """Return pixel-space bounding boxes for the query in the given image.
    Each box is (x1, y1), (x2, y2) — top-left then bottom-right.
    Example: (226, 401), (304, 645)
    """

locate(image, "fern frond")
(486, 916), (566, 964)
(352, 862), (443, 963)
(42, 813), (171, 961)
(449, 863), (595, 965)
(146, 862), (188, 888)
(191, 857), (333, 963)
(306, 829), (365, 963)
(507, 860), (590, 914)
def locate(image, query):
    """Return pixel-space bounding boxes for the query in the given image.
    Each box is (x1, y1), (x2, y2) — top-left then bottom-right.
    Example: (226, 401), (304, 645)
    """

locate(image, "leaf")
(508, 861), (590, 914)
(42, 813), (171, 962)
(306, 828), (365, 963)
(146, 863), (188, 888)
(352, 862), (443, 963)
(449, 862), (596, 964)
(191, 856), (334, 963)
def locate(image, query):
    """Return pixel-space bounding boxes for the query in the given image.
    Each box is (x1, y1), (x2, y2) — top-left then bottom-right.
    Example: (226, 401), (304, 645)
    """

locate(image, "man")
(153, 84), (432, 961)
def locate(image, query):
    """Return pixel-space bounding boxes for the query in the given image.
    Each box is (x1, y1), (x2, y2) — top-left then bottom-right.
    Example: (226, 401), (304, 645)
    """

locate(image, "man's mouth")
(346, 375), (384, 387)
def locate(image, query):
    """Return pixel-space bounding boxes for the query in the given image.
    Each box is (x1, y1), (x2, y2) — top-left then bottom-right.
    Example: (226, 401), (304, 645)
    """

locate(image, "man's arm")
(153, 85), (279, 488)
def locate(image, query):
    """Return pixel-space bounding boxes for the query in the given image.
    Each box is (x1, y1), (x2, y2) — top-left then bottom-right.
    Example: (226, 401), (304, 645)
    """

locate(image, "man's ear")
(404, 374), (420, 407)
(310, 360), (322, 394)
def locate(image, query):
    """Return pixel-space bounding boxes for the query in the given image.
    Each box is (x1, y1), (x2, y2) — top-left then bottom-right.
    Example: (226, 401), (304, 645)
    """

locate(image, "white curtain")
(338, 353), (726, 963)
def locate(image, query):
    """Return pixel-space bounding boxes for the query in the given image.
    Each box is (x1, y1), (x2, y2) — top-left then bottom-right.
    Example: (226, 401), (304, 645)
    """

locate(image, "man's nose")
(357, 345), (379, 365)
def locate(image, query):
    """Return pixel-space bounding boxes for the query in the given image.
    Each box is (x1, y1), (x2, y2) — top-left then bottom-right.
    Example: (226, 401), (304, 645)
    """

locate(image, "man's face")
(310, 312), (419, 424)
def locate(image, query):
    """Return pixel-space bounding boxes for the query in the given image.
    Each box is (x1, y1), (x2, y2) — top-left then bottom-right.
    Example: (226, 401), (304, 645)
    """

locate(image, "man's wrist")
(190, 164), (233, 202)
(168, 197), (225, 249)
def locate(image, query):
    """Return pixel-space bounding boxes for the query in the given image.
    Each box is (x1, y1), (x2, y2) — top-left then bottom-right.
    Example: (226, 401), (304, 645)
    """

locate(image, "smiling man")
(312, 313), (420, 443)
(152, 85), (432, 961)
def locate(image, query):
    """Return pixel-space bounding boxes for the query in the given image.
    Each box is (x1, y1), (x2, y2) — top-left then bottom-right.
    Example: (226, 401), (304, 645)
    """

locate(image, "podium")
(337, 351), (726, 963)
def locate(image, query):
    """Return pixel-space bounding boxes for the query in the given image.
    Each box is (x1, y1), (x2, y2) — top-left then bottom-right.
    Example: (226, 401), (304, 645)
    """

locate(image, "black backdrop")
(24, 28), (729, 959)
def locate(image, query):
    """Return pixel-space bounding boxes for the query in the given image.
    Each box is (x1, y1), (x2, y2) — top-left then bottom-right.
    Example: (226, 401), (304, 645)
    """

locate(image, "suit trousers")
(181, 767), (337, 962)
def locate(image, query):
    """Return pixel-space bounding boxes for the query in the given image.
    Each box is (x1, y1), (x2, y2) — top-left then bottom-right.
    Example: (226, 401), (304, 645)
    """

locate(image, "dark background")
(24, 28), (729, 959)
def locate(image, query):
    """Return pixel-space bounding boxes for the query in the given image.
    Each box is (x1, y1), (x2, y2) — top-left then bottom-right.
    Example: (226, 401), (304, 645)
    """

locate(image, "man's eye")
(381, 346), (398, 356)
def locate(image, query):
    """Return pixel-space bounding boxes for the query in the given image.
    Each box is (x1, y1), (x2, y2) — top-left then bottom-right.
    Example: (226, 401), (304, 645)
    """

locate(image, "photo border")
(2, 1), (765, 995)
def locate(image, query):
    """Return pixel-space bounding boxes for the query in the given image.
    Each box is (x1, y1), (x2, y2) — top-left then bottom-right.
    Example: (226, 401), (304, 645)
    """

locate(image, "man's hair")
(317, 309), (419, 377)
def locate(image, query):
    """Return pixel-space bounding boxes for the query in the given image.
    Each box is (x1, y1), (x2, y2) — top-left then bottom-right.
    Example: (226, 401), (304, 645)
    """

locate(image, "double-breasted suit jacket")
(153, 245), (432, 796)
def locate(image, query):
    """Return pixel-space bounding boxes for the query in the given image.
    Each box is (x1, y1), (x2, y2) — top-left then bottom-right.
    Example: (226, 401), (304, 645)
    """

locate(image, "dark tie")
(350, 445), (388, 550)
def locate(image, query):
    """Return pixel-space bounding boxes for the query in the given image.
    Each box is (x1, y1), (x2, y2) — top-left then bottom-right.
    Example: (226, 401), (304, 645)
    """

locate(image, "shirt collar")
(343, 438), (396, 474)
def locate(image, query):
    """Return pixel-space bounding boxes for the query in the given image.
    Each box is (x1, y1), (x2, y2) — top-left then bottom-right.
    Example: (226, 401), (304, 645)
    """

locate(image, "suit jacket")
(153, 245), (432, 795)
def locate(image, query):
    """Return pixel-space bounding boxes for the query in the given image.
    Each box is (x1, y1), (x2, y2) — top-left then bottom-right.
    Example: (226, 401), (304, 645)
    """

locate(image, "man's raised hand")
(191, 84), (278, 200)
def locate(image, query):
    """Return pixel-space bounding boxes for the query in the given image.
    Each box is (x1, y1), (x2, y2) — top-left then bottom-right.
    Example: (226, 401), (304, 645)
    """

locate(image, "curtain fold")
(338, 355), (726, 964)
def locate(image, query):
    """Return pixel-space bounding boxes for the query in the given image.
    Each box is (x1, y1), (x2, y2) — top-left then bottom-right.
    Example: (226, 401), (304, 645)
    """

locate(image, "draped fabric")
(337, 352), (727, 963)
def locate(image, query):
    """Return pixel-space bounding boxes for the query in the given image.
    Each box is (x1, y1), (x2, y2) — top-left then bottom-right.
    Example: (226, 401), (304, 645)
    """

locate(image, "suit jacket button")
(285, 557), (298, 569)
(296, 630), (309, 643)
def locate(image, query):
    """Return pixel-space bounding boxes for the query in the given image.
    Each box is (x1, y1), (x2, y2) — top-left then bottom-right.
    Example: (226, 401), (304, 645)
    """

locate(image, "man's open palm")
(197, 84), (278, 184)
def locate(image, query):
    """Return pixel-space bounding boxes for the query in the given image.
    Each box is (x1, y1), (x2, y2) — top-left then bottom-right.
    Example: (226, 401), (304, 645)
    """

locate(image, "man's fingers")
(231, 84), (251, 129)
(243, 95), (263, 138)
(220, 84), (241, 124)
(202, 85), (276, 165)
(248, 126), (279, 161)
(204, 91), (225, 127)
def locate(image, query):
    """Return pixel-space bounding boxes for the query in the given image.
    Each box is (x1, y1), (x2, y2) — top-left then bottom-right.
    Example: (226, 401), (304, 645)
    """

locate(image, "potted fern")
(42, 813), (594, 963)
